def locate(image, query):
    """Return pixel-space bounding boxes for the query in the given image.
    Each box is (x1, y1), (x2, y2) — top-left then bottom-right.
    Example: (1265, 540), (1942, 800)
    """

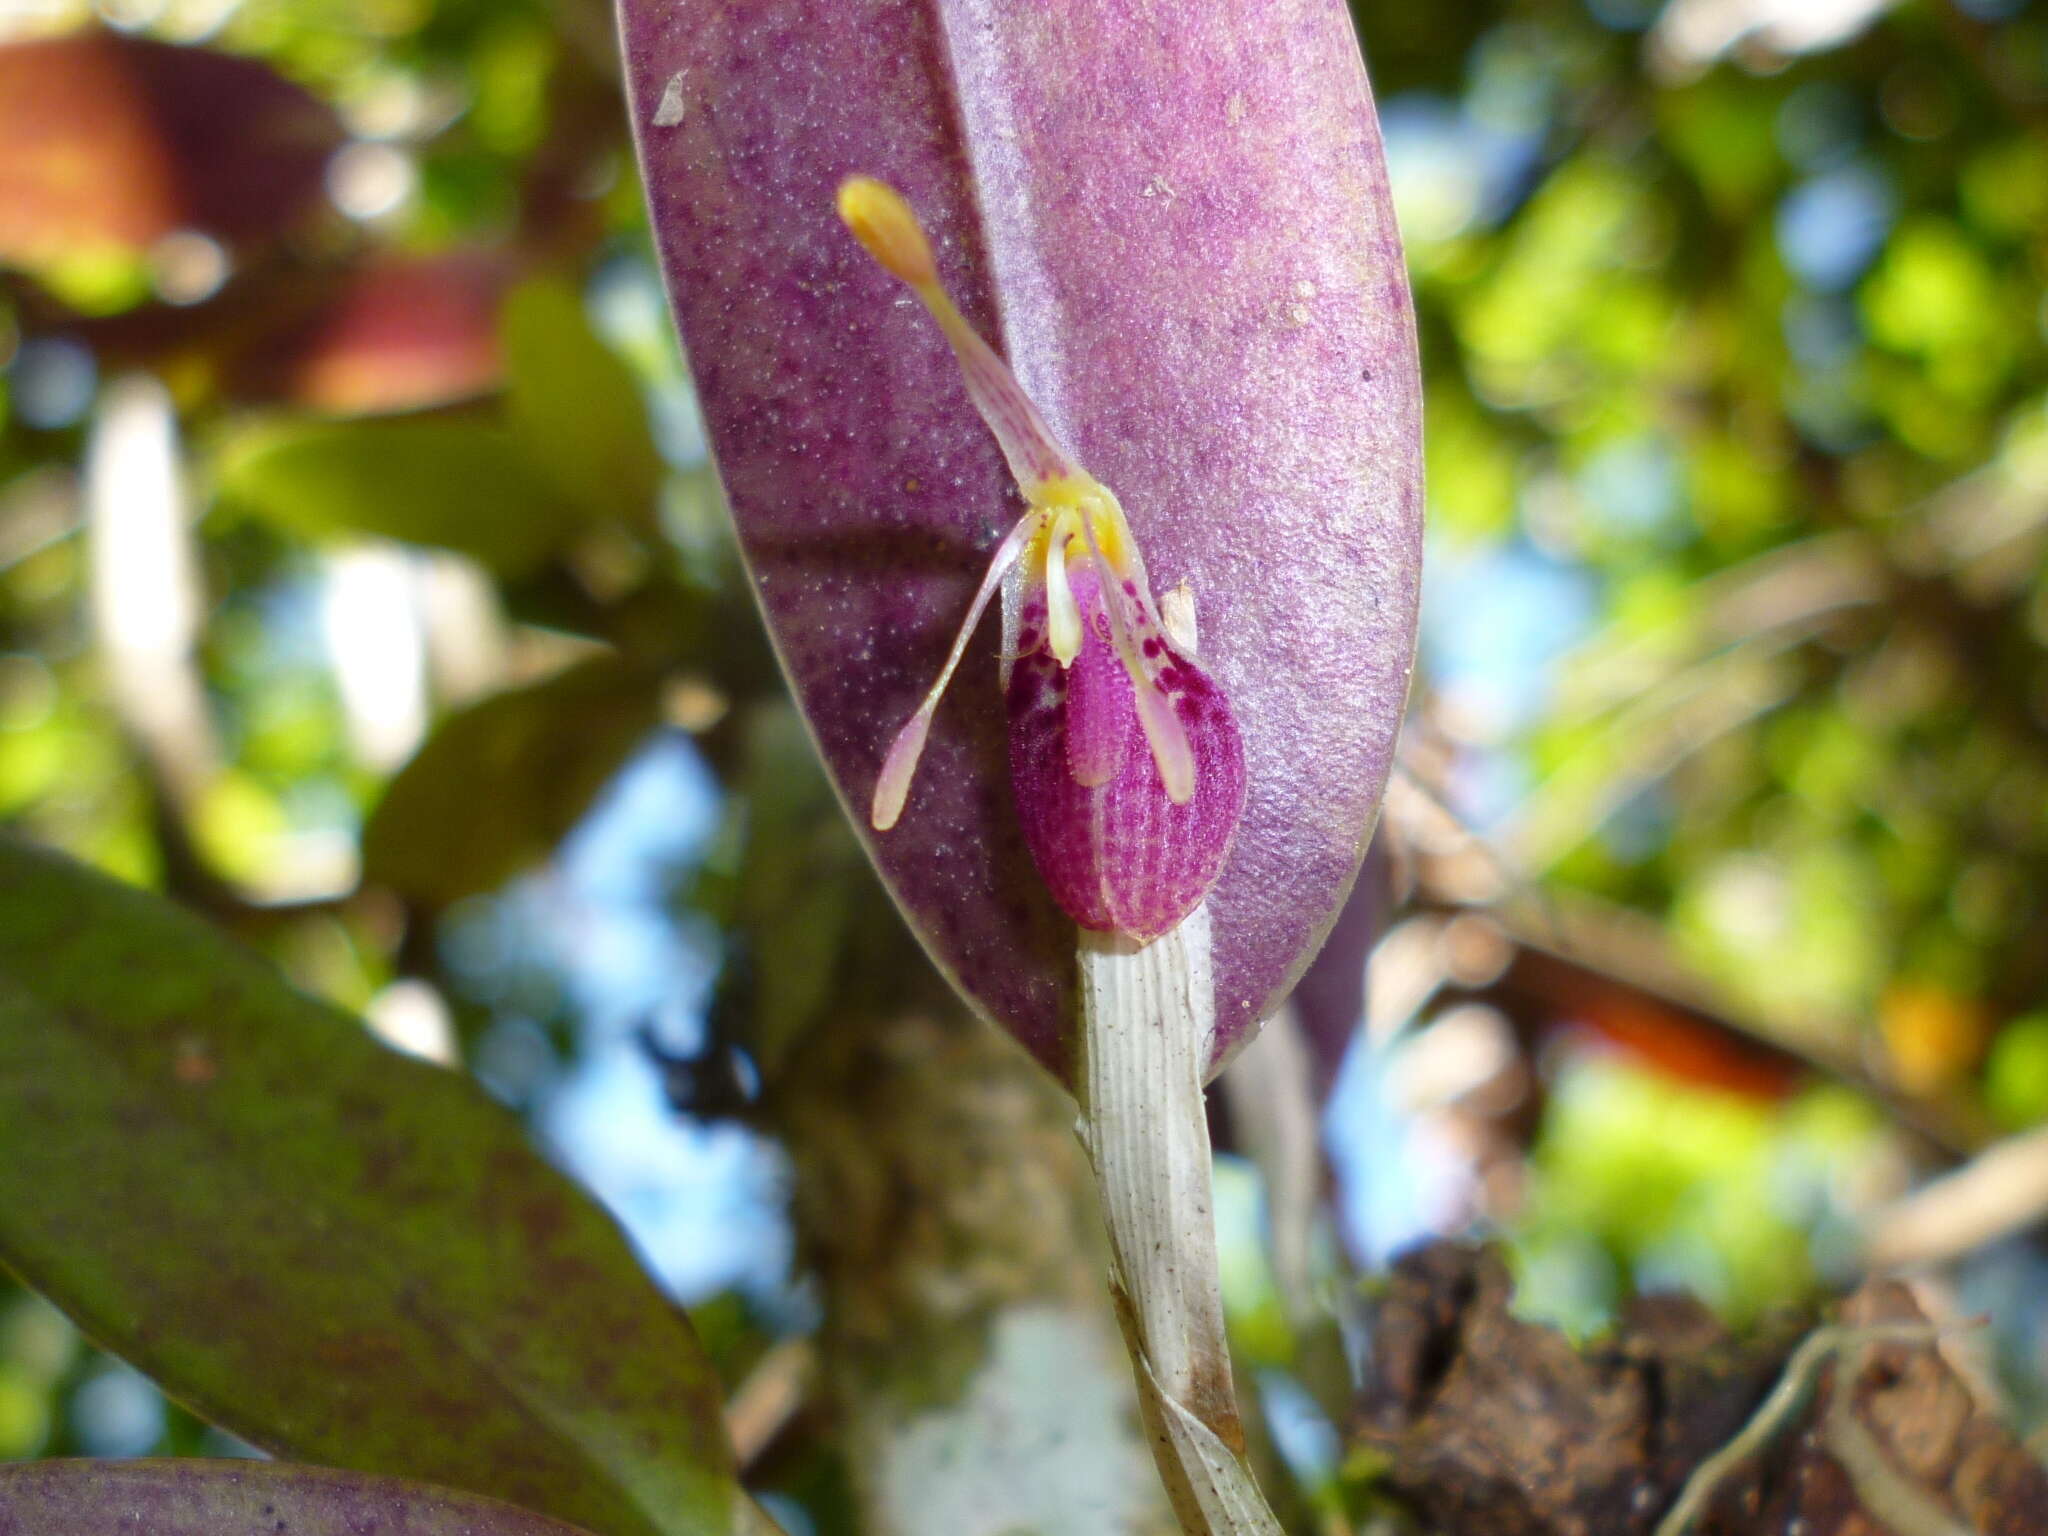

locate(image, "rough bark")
(1351, 1242), (2048, 1536)
(772, 999), (1174, 1536)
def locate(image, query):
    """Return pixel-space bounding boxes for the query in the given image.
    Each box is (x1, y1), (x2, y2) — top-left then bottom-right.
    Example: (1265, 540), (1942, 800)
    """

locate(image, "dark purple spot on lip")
(1018, 627), (1040, 648)
(1123, 580), (1138, 596)
(1142, 638), (1162, 657)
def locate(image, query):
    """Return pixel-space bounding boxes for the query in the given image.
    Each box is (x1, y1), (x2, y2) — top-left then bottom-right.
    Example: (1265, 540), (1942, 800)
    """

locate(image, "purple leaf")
(0, 1460), (600, 1536)
(1291, 833), (1392, 1105)
(621, 0), (1421, 1077)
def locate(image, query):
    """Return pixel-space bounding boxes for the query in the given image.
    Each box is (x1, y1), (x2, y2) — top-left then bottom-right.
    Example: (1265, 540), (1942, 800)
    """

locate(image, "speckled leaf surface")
(621, 0), (1420, 1077)
(0, 1461), (603, 1536)
(0, 838), (742, 1536)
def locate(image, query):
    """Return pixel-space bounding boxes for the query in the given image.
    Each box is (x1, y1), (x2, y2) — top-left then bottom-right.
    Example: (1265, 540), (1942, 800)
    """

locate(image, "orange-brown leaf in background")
(0, 31), (340, 269)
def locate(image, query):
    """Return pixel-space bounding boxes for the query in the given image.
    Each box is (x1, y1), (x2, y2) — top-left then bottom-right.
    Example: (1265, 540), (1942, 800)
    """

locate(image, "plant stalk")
(1074, 592), (1284, 1536)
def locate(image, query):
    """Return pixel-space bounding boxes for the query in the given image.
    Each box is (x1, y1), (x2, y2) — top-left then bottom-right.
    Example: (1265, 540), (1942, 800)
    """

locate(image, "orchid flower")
(839, 178), (1246, 943)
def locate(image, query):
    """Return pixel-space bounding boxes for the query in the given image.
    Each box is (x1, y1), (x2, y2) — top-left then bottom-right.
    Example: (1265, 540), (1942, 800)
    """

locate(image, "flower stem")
(1074, 592), (1284, 1536)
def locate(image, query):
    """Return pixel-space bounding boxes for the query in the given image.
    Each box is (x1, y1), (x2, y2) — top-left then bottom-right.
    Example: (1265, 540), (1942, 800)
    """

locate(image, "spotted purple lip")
(619, 0), (1422, 1081)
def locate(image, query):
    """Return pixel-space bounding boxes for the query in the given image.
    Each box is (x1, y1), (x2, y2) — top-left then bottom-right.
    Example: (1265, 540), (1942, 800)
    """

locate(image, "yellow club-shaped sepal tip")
(837, 176), (937, 287)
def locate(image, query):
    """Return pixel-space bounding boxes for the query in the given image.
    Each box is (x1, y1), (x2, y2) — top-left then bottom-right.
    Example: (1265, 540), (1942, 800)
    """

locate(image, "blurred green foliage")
(1349, 0), (2048, 1344)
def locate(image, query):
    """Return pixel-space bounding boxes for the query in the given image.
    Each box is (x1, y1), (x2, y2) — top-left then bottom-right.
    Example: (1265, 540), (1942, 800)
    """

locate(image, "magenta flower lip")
(1006, 562), (1248, 942)
(622, 0), (1421, 1079)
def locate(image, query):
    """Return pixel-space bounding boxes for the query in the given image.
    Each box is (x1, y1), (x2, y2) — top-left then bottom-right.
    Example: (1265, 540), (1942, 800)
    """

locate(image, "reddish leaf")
(258, 253), (512, 414)
(0, 31), (341, 266)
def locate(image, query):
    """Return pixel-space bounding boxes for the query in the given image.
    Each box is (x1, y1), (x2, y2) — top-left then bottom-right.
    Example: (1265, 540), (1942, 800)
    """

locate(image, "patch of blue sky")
(1955, 1241), (2048, 1419)
(1324, 1031), (1470, 1267)
(1583, 0), (1660, 31)
(485, 730), (798, 1306)
(1782, 292), (1864, 371)
(1578, 435), (1685, 546)
(542, 1033), (793, 1305)
(243, 570), (335, 669)
(7, 337), (96, 430)
(1423, 540), (1596, 725)
(757, 1493), (816, 1536)
(1445, 749), (1536, 838)
(70, 1363), (166, 1459)
(441, 889), (568, 1019)
(277, 774), (362, 842)
(470, 1014), (558, 1108)
(1466, 24), (1567, 139)
(1784, 365), (1874, 453)
(1256, 1370), (1339, 1486)
(550, 731), (721, 1032)
(1382, 91), (1543, 247)
(1777, 163), (1895, 292)
(1421, 534), (1596, 786)
(214, 578), (335, 768)
(1780, 286), (1873, 451)
(568, 732), (720, 884)
(1601, 785), (1673, 865)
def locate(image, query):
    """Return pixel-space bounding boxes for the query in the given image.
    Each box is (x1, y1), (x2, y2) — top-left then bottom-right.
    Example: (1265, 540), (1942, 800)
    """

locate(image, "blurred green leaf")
(1424, 388), (1518, 543)
(1654, 77), (1782, 216)
(215, 416), (577, 574)
(716, 704), (859, 1074)
(0, 1460), (603, 1536)
(1455, 159), (1674, 411)
(1961, 134), (2048, 241)
(0, 836), (740, 1536)
(502, 277), (666, 529)
(1673, 845), (1887, 1025)
(1512, 1055), (1853, 1325)
(1987, 1013), (2048, 1131)
(1862, 218), (2013, 404)
(364, 657), (662, 906)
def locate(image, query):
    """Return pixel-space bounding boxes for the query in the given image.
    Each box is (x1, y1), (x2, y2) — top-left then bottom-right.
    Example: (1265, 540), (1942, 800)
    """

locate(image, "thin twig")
(724, 1337), (813, 1469)
(1653, 1322), (1955, 1536)
(1822, 1339), (1981, 1536)
(1387, 754), (1988, 1156)
(1471, 884), (1990, 1159)
(1865, 1122), (2048, 1269)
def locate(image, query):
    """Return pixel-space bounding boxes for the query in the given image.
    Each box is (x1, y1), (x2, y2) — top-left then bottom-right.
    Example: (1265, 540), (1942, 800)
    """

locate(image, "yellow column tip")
(837, 176), (938, 287)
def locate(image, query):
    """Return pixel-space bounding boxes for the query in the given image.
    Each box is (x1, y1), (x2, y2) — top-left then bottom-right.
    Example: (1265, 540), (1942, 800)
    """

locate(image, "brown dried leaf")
(1354, 1244), (1797, 1536)
(1352, 1245), (2048, 1536)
